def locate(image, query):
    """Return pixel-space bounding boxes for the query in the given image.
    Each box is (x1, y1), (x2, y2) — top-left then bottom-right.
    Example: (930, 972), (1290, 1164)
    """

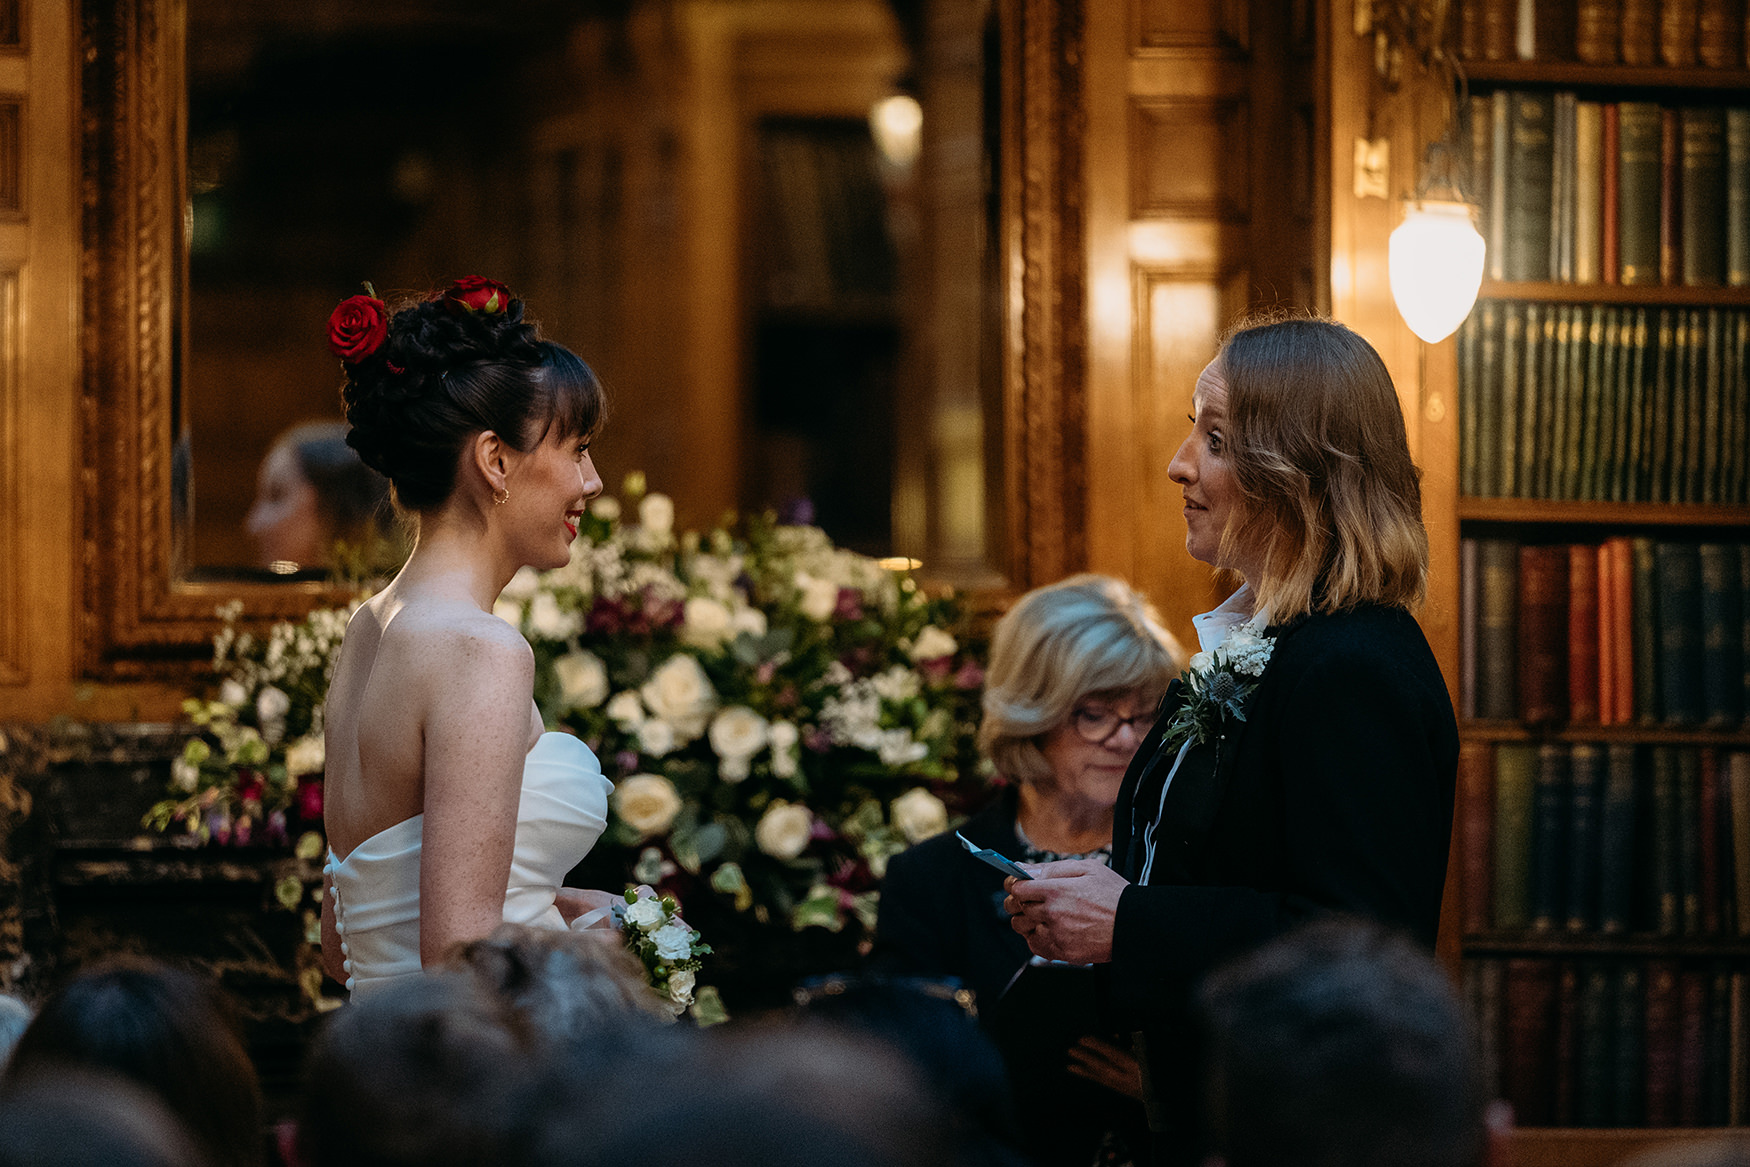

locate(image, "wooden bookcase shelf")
(1459, 722), (1750, 745)
(1479, 281), (1750, 306)
(1461, 60), (1750, 91)
(1465, 933), (1750, 958)
(1511, 1128), (1750, 1167)
(1458, 499), (1750, 526)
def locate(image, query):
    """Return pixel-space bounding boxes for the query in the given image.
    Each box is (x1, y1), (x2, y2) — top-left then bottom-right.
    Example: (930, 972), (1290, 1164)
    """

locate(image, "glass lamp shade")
(1388, 199), (1486, 343)
(869, 95), (923, 170)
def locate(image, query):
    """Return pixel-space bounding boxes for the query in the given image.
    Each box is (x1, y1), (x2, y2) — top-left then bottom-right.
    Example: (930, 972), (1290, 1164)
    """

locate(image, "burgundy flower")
(953, 661), (986, 690)
(236, 770), (264, 803)
(919, 656), (953, 684)
(295, 777), (324, 821)
(833, 588), (864, 621)
(326, 294), (389, 362)
(442, 275), (513, 316)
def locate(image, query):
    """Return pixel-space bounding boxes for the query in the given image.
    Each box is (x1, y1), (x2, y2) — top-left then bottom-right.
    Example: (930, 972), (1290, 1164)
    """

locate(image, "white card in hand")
(956, 831), (1032, 879)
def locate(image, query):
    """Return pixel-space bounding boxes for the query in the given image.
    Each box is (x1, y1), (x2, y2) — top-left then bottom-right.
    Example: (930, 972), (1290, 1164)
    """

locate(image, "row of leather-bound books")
(1460, 93), (1749, 287)
(1458, 740), (1750, 935)
(1456, 0), (1750, 68)
(1460, 537), (1749, 727)
(1465, 955), (1750, 1127)
(1456, 304), (1749, 503)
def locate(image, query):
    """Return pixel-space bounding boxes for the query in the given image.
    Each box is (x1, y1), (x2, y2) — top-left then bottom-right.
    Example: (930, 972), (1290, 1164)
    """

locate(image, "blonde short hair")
(979, 574), (1185, 784)
(1215, 317), (1430, 623)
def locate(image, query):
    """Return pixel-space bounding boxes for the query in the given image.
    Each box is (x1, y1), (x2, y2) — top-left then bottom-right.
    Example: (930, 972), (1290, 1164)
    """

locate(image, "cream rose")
(640, 654), (719, 740)
(256, 685), (291, 725)
(650, 921), (694, 960)
(907, 625), (958, 662)
(795, 573), (840, 624)
(667, 968), (696, 1006)
(730, 605), (768, 639)
(636, 719), (678, 758)
(493, 598), (523, 627)
(529, 592), (581, 640)
(613, 773), (683, 838)
(680, 596), (734, 649)
(769, 720), (800, 779)
(606, 690), (646, 729)
(624, 896), (667, 928)
(284, 735), (326, 779)
(554, 651), (609, 709)
(218, 679), (248, 709)
(755, 800), (814, 861)
(639, 492), (675, 536)
(709, 706), (769, 763)
(590, 496), (621, 521)
(890, 787), (949, 843)
(171, 757), (201, 793)
(501, 566), (541, 600)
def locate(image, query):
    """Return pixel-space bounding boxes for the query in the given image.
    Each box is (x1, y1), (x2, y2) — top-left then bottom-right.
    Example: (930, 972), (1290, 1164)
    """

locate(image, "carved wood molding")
(78, 0), (346, 681)
(1004, 0), (1086, 590)
(0, 268), (19, 686)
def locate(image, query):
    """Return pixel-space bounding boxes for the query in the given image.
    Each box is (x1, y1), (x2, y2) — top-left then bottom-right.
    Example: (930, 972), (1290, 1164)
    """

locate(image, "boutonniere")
(1158, 618), (1275, 755)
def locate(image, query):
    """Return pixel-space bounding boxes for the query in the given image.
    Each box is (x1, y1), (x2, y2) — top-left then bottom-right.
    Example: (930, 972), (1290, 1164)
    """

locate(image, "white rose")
(890, 787), (949, 843)
(284, 735), (326, 778)
(171, 757), (201, 792)
(667, 968), (696, 1006)
(755, 801), (814, 861)
(1188, 650), (1213, 676)
(907, 625), (958, 662)
(650, 921), (694, 961)
(624, 897), (667, 929)
(639, 492), (675, 536)
(606, 691), (646, 729)
(769, 720), (800, 779)
(637, 718), (677, 758)
(494, 598), (524, 627)
(613, 773), (683, 837)
(590, 497), (621, 521)
(730, 606), (768, 638)
(708, 706), (769, 762)
(218, 679), (248, 708)
(501, 566), (541, 600)
(796, 574), (840, 624)
(640, 654), (719, 740)
(680, 596), (734, 649)
(554, 651), (609, 709)
(256, 686), (291, 725)
(719, 755), (751, 783)
(528, 592), (581, 640)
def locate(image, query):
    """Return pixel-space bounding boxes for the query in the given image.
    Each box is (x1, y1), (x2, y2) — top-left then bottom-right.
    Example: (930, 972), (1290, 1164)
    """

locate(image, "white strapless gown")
(324, 732), (613, 998)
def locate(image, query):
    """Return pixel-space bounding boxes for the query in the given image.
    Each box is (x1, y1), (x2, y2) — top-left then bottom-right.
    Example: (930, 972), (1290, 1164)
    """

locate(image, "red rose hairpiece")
(327, 283), (389, 363)
(441, 275), (513, 316)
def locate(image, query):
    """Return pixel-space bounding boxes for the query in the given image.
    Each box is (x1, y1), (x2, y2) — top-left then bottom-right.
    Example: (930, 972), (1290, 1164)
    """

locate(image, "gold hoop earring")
(494, 488), (510, 506)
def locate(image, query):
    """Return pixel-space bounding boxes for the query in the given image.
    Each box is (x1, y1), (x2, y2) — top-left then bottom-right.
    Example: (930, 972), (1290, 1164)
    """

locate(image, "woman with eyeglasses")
(874, 573), (1184, 1167)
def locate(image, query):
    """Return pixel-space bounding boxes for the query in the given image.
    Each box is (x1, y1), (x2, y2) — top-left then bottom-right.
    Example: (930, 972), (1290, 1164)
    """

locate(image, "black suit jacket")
(1104, 603), (1459, 1161)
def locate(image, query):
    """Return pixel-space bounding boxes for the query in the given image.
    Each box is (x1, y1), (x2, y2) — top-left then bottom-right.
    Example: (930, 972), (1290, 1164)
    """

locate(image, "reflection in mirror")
(181, 0), (1005, 586)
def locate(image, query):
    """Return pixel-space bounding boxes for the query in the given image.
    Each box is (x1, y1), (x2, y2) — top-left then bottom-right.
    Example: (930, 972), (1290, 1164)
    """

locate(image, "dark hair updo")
(338, 286), (604, 512)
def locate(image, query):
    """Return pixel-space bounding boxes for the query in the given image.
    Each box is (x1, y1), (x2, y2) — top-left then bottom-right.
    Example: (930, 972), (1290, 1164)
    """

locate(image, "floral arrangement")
(612, 888), (725, 1023)
(499, 474), (990, 939)
(1156, 617), (1275, 755)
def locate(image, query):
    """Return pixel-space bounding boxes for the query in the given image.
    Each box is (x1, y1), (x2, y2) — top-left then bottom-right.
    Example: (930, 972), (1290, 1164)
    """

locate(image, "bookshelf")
(1443, 2), (1750, 1153)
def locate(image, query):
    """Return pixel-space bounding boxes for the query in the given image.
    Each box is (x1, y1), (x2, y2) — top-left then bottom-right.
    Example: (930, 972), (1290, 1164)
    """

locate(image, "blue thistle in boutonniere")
(1158, 618), (1276, 755)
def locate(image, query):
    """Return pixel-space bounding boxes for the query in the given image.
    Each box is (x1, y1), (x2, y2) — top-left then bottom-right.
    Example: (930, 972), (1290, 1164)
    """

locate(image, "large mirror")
(78, 0), (1085, 676)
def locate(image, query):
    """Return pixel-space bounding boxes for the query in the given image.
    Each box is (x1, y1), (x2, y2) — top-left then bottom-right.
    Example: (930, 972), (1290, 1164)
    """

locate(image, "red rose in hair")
(442, 275), (513, 316)
(327, 293), (388, 362)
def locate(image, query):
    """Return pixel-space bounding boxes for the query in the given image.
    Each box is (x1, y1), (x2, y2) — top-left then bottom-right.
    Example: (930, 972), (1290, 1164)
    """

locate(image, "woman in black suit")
(1003, 317), (1461, 1166)
(875, 574), (1184, 1167)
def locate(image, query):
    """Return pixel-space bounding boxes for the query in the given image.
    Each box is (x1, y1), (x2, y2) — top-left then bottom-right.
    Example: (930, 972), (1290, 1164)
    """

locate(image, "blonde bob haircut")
(979, 574), (1185, 784)
(1213, 316), (1430, 624)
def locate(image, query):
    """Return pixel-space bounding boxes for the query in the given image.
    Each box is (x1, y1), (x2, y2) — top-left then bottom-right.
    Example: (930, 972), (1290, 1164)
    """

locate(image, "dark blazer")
(876, 789), (1150, 1166)
(1104, 602), (1459, 1163)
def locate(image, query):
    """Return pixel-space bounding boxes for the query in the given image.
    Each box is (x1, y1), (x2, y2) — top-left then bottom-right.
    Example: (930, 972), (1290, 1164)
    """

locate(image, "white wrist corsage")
(612, 888), (726, 1024)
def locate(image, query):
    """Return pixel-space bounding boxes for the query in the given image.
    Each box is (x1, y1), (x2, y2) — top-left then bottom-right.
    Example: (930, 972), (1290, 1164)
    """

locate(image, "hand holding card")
(957, 831), (1032, 880)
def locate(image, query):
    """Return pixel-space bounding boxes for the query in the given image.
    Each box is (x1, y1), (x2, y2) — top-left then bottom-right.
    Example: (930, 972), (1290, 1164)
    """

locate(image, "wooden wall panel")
(1134, 0), (1247, 50)
(0, 267), (18, 685)
(1130, 98), (1249, 219)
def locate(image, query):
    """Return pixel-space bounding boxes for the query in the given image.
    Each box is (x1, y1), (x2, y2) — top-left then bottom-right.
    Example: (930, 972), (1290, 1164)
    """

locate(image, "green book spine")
(1656, 540), (1705, 726)
(1479, 301), (1503, 497)
(1580, 306), (1607, 500)
(1495, 742), (1540, 930)
(1576, 961), (1614, 1125)
(1460, 308), (1481, 497)
(1728, 108), (1749, 287)
(1562, 304), (1588, 499)
(1611, 963), (1645, 1124)
(1567, 743), (1604, 930)
(1599, 307), (1625, 500)
(1491, 90), (1511, 281)
(1621, 309), (1649, 501)
(1651, 745), (1681, 933)
(1633, 535), (1662, 723)
(1501, 304), (1524, 497)
(1480, 537), (1521, 720)
(1522, 302), (1545, 498)
(1548, 306), (1572, 498)
(1698, 542), (1744, 727)
(1650, 308), (1676, 503)
(1678, 747), (1703, 934)
(1703, 309), (1723, 503)
(1600, 743), (1640, 932)
(1681, 107), (1727, 286)
(1468, 94), (1495, 243)
(1554, 92), (1576, 282)
(1508, 91), (1557, 282)
(1618, 102), (1663, 285)
(1732, 314), (1749, 503)
(1684, 309), (1706, 503)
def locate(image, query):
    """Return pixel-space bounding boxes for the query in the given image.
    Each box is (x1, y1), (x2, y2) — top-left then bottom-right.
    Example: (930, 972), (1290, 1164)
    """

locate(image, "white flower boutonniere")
(1158, 618), (1276, 756)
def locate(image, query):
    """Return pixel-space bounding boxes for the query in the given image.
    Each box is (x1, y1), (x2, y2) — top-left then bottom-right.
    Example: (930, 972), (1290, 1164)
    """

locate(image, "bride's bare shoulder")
(379, 597), (533, 673)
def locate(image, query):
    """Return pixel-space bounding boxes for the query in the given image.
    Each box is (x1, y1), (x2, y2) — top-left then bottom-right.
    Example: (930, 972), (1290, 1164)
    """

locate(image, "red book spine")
(1645, 958), (1682, 1125)
(1661, 107), (1681, 285)
(1603, 104), (1622, 284)
(1461, 740), (1497, 934)
(1569, 543), (1602, 722)
(1519, 545), (1571, 724)
(1700, 748), (1721, 933)
(1598, 541), (1618, 724)
(1609, 537), (1636, 723)
(1553, 961), (1582, 1125)
(1678, 968), (1707, 1125)
(1504, 958), (1559, 1125)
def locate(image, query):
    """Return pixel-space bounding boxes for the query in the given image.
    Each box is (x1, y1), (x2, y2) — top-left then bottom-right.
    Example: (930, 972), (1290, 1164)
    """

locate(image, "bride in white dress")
(318, 277), (619, 997)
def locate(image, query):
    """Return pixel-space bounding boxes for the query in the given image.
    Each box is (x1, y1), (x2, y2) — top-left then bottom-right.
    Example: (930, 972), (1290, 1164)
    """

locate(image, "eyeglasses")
(1068, 704), (1154, 745)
